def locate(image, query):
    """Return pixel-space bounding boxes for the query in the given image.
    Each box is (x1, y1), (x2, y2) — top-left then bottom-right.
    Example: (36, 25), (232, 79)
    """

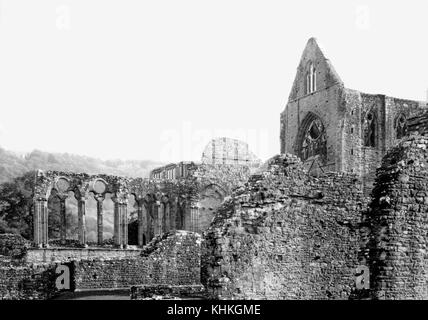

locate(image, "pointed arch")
(394, 113), (407, 139)
(305, 62), (317, 95)
(362, 111), (378, 147)
(295, 112), (327, 162)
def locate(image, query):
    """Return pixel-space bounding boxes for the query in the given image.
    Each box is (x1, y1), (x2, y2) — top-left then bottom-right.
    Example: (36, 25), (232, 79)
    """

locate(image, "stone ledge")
(130, 284), (206, 300)
(25, 247), (142, 264)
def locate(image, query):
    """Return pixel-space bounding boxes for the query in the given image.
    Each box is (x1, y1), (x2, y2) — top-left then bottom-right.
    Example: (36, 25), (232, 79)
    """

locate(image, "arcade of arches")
(32, 164), (251, 249)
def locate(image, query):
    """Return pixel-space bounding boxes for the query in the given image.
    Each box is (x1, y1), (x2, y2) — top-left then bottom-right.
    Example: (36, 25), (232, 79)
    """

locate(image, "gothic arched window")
(363, 112), (378, 147)
(298, 113), (327, 161)
(305, 63), (317, 94)
(395, 114), (407, 139)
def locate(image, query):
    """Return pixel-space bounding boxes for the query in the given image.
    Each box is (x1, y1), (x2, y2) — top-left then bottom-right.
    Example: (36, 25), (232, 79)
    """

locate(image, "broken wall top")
(208, 153), (366, 230)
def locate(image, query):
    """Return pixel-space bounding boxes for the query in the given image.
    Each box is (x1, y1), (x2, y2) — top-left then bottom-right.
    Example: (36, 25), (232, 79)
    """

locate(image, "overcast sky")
(0, 0), (427, 163)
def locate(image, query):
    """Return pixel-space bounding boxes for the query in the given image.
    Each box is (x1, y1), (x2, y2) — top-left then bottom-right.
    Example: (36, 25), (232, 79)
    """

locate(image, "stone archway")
(363, 111), (378, 147)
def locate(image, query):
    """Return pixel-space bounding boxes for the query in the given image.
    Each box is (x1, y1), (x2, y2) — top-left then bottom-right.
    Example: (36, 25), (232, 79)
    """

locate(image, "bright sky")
(0, 0), (427, 163)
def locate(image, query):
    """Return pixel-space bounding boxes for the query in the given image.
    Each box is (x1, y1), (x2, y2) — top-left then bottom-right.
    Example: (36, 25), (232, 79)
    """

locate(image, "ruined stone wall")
(363, 134), (428, 299)
(202, 154), (368, 300)
(284, 86), (426, 194)
(0, 230), (201, 299)
(360, 147), (383, 196)
(339, 92), (385, 194)
(184, 164), (252, 233)
(342, 93), (427, 195)
(0, 263), (58, 300)
(201, 137), (261, 167)
(73, 231), (201, 291)
(341, 89), (363, 175)
(408, 112), (428, 135)
(385, 98), (427, 150)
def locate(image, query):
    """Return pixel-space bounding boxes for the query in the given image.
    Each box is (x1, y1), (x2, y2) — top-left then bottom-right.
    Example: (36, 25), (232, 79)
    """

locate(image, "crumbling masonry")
(202, 39), (428, 300)
(2, 39), (428, 300)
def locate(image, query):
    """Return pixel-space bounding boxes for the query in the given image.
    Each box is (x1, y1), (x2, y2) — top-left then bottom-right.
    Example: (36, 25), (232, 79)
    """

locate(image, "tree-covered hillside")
(0, 146), (163, 184)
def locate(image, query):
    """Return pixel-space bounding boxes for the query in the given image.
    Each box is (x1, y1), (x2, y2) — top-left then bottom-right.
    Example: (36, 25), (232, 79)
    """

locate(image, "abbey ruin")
(1, 38), (428, 300)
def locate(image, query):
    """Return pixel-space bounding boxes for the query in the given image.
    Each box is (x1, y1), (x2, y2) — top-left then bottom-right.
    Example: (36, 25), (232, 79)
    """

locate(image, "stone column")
(137, 201), (145, 247)
(177, 200), (185, 230)
(113, 201), (121, 248)
(95, 195), (104, 245)
(113, 195), (128, 248)
(33, 199), (46, 248)
(156, 201), (164, 236)
(190, 202), (200, 233)
(42, 199), (49, 247)
(169, 198), (177, 231)
(77, 197), (87, 247)
(146, 202), (154, 243)
(33, 200), (41, 247)
(121, 203), (128, 248)
(184, 201), (192, 230)
(164, 202), (170, 233)
(59, 195), (67, 245)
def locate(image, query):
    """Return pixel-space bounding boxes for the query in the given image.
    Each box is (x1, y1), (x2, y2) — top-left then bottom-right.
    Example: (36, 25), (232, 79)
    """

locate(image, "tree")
(0, 171), (35, 239)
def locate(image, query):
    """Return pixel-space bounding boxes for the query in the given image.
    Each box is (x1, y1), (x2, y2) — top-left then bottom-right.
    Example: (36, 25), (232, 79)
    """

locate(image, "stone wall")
(202, 154), (368, 300)
(360, 147), (383, 196)
(363, 134), (428, 299)
(0, 230), (202, 299)
(408, 112), (428, 136)
(73, 231), (202, 291)
(200, 137), (261, 167)
(0, 263), (58, 300)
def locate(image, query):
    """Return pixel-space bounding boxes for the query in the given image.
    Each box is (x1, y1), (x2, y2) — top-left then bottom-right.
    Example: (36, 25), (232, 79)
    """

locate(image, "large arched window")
(305, 63), (317, 94)
(363, 111), (378, 147)
(394, 114), (407, 139)
(296, 112), (327, 162)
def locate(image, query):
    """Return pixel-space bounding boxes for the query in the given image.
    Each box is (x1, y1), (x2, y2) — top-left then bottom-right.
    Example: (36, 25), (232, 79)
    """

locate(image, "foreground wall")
(364, 134), (428, 299)
(203, 154), (368, 300)
(0, 263), (58, 300)
(0, 230), (202, 299)
(73, 231), (202, 291)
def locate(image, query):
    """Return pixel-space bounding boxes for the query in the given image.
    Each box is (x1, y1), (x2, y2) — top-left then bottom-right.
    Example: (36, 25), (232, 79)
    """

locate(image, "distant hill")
(0, 146), (164, 184)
